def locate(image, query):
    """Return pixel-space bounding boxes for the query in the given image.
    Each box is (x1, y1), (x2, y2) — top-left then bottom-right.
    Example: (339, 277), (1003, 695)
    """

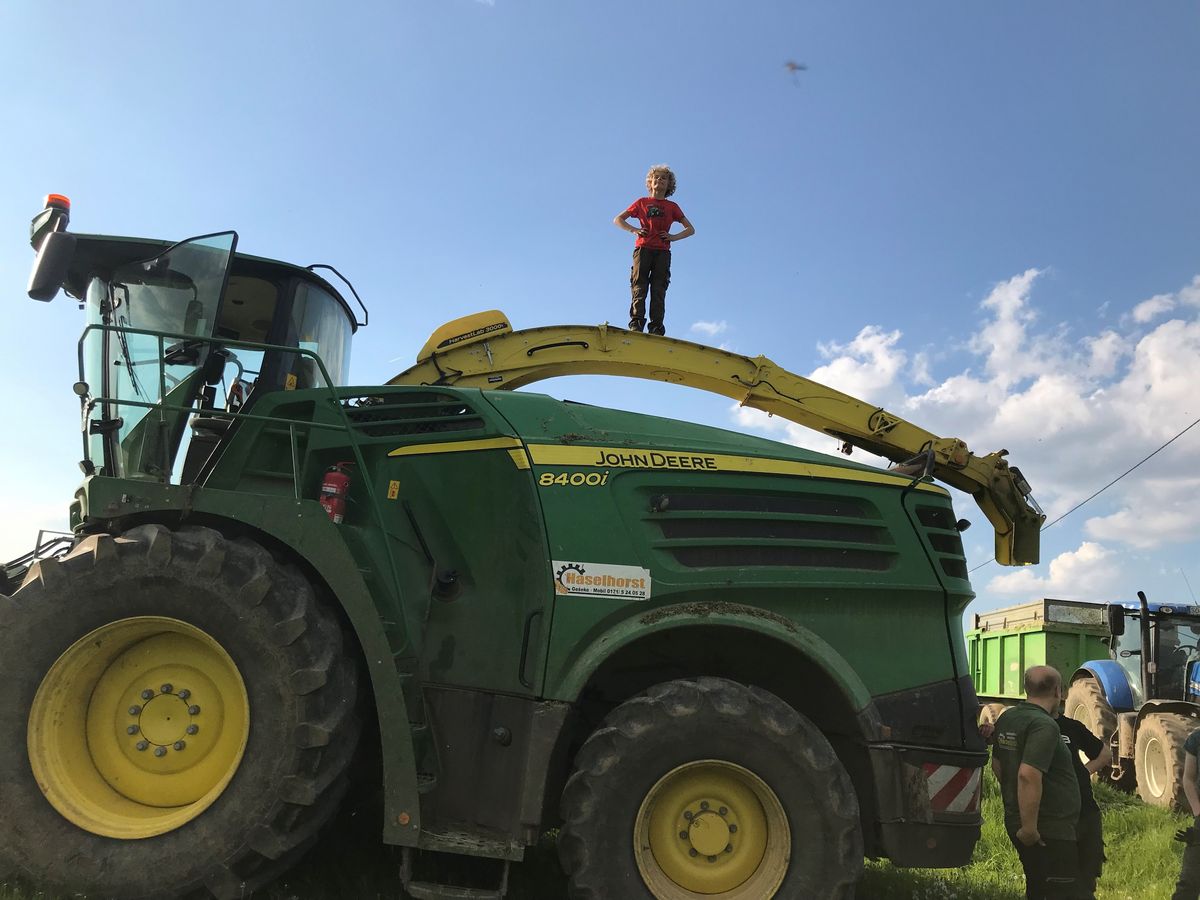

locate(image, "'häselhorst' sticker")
(553, 561), (652, 601)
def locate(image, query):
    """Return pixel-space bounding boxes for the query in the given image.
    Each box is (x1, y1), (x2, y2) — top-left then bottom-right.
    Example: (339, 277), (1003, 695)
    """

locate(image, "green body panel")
(201, 386), (551, 695)
(551, 603), (875, 711)
(965, 599), (1111, 702)
(483, 391), (974, 707)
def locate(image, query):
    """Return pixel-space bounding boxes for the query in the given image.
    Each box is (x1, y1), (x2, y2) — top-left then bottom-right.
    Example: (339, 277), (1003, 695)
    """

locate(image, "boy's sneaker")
(628, 319), (645, 332)
(648, 324), (666, 336)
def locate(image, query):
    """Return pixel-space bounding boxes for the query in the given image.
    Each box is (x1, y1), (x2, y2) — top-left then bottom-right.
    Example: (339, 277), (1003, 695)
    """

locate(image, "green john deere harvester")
(0, 195), (1046, 899)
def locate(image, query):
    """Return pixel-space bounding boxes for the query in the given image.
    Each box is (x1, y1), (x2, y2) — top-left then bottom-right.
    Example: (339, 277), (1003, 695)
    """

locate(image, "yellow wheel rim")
(28, 616), (250, 839)
(634, 760), (790, 898)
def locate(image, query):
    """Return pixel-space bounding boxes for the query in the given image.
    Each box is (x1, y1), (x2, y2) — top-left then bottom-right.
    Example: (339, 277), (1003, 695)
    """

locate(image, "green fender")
(551, 600), (875, 720)
(76, 477), (422, 844)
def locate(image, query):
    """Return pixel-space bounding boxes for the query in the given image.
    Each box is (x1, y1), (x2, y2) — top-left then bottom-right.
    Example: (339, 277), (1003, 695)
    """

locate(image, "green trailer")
(966, 598), (1110, 721)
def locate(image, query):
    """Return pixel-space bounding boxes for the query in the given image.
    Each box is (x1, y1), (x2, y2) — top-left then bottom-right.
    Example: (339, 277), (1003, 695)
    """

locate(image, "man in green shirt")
(992, 665), (1082, 899)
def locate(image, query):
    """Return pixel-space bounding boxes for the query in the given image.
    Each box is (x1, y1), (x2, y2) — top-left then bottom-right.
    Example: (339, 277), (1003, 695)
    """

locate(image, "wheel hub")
(685, 808), (732, 858)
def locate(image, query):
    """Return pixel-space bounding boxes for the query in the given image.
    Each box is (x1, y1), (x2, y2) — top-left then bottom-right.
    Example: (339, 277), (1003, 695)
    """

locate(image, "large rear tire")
(1065, 678), (1118, 743)
(1135, 712), (1192, 811)
(558, 677), (862, 899)
(0, 525), (361, 899)
(1064, 677), (1131, 787)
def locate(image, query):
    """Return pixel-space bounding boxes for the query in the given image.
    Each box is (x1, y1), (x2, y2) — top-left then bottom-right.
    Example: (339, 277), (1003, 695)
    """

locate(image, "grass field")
(1, 774), (1190, 899)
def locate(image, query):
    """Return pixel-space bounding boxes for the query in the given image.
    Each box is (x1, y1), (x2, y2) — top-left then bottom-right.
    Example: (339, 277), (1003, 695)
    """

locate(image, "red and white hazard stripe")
(922, 763), (982, 813)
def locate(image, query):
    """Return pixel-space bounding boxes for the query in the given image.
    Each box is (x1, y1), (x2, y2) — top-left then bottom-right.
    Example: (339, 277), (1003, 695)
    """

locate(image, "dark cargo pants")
(1007, 825), (1081, 900)
(628, 246), (671, 334)
(1174, 835), (1200, 900)
(1075, 809), (1103, 899)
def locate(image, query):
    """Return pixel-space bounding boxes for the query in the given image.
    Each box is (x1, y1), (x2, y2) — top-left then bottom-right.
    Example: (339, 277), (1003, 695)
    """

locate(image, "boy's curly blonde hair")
(646, 164), (677, 197)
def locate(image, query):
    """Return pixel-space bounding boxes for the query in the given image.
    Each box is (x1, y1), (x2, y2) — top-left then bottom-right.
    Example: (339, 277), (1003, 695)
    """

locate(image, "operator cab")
(27, 196), (366, 484)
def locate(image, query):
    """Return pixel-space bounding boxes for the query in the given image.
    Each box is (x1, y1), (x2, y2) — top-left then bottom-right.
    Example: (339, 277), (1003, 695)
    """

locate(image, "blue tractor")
(1065, 591), (1200, 810)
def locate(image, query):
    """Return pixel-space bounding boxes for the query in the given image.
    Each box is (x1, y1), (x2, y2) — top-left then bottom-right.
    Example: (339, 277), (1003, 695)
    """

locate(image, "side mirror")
(27, 230), (77, 301)
(1106, 604), (1126, 637)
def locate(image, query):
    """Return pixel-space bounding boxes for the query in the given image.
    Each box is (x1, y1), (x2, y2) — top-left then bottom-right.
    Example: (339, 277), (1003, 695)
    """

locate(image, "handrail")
(73, 322), (411, 646)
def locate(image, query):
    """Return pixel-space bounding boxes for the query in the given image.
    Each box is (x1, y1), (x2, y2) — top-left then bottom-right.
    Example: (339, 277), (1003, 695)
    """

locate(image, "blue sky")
(1, 2), (1197, 623)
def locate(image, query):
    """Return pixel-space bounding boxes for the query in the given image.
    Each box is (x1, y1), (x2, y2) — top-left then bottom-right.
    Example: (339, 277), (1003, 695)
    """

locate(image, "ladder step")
(404, 884), (503, 900)
(402, 849), (508, 899)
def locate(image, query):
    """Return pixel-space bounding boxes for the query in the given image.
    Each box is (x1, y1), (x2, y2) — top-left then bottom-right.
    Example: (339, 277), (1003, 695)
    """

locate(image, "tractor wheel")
(1135, 712), (1193, 810)
(1065, 679), (1130, 789)
(1065, 678), (1118, 742)
(0, 525), (361, 899)
(978, 702), (1008, 728)
(558, 677), (861, 900)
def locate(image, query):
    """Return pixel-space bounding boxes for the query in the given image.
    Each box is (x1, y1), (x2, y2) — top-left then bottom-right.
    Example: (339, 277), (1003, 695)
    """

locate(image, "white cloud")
(1180, 276), (1200, 308)
(691, 320), (728, 337)
(1084, 476), (1200, 549)
(1132, 293), (1176, 324)
(728, 271), (1200, 553)
(986, 542), (1121, 599)
(811, 325), (907, 406)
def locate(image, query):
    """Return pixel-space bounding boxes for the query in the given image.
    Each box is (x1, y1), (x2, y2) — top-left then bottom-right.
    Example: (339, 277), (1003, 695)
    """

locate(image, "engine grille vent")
(648, 491), (897, 572)
(343, 393), (486, 438)
(914, 504), (969, 581)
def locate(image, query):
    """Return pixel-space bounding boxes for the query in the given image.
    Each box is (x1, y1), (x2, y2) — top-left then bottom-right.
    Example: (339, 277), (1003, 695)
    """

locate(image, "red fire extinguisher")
(319, 462), (354, 524)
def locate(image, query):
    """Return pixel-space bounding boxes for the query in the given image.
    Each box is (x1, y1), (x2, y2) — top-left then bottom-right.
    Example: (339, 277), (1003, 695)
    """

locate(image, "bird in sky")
(784, 60), (808, 84)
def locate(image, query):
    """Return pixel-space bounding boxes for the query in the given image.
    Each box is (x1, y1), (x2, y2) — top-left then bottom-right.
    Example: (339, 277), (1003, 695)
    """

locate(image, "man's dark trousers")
(1006, 825), (1081, 900)
(1075, 808), (1102, 899)
(629, 247), (671, 333)
(1174, 830), (1200, 900)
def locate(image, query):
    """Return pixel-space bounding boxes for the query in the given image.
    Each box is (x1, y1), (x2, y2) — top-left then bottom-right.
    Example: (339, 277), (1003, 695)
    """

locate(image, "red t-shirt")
(624, 197), (684, 250)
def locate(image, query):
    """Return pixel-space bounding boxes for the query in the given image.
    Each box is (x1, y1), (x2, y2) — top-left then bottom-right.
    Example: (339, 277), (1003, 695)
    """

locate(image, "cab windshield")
(82, 233), (236, 478)
(1155, 618), (1200, 700)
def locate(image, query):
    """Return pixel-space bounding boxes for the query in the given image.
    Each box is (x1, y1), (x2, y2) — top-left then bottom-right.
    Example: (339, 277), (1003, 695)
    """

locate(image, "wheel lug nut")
(127, 725), (139, 735)
(729, 824), (738, 833)
(136, 741), (149, 751)
(154, 747), (167, 757)
(178, 689), (190, 700)
(688, 849), (697, 857)
(700, 801), (709, 810)
(186, 724), (199, 735)
(725, 844), (733, 853)
(174, 741), (186, 751)
(707, 855), (716, 862)
(679, 830), (689, 840)
(141, 689), (154, 700)
(161, 683), (173, 694)
(128, 705), (141, 716)
(188, 705), (201, 715)
(683, 810), (694, 820)
(719, 806), (728, 816)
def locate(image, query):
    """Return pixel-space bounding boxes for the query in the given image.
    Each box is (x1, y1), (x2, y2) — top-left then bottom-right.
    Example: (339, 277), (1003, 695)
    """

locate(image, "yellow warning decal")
(387, 480), (401, 500)
(525, 444), (946, 494)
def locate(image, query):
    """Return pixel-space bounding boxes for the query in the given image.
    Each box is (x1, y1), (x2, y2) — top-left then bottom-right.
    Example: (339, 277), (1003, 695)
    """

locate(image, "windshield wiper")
(111, 284), (146, 399)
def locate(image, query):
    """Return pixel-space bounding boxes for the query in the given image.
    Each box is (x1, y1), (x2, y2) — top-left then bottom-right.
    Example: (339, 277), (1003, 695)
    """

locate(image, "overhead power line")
(970, 414), (1200, 574)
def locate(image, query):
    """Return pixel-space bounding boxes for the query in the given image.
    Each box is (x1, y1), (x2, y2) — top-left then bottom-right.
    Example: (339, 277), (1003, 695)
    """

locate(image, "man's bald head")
(1024, 665), (1063, 699)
